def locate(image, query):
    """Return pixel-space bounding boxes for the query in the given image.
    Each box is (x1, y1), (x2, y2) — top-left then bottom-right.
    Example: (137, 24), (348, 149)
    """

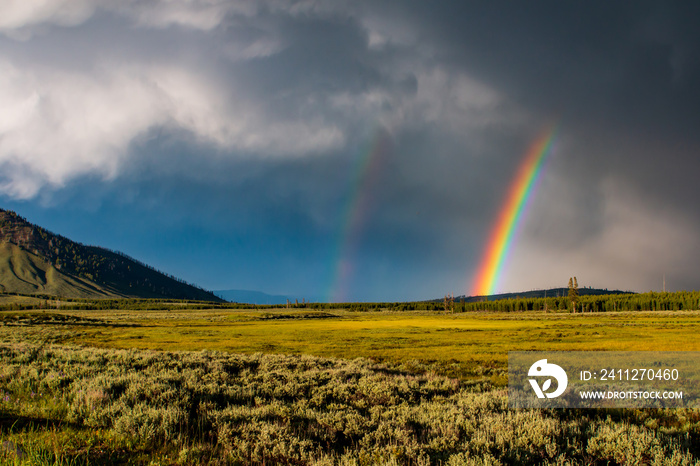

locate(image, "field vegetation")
(2, 295), (700, 464)
(2, 338), (700, 465)
(3, 306), (700, 380)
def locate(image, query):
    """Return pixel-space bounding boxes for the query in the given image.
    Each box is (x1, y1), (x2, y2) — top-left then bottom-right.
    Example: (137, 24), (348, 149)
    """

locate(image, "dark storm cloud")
(364, 1), (700, 292)
(1, 1), (699, 297)
(379, 2), (700, 193)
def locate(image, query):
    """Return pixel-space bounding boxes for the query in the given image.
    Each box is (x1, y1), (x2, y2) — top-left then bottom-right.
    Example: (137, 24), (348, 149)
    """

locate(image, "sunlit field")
(2, 307), (700, 464)
(5, 308), (700, 379)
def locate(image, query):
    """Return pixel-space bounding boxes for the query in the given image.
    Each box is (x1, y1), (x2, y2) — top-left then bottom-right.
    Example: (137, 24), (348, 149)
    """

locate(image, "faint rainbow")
(326, 128), (391, 302)
(471, 124), (558, 297)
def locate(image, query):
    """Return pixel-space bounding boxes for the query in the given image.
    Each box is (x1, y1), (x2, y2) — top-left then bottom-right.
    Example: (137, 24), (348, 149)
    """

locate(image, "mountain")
(214, 289), (322, 305)
(455, 287), (634, 303)
(0, 208), (222, 301)
(0, 242), (119, 297)
(214, 289), (291, 305)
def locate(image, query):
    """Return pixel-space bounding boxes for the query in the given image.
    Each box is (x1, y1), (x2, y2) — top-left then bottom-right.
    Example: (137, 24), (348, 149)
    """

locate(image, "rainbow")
(326, 127), (391, 302)
(471, 125), (557, 297)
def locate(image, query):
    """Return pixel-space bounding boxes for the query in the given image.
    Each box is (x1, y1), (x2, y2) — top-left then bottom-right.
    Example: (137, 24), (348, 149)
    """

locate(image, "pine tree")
(568, 277), (579, 311)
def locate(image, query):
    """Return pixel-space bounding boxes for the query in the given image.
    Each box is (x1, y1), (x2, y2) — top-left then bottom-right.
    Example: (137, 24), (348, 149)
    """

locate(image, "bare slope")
(0, 242), (123, 298)
(0, 208), (222, 301)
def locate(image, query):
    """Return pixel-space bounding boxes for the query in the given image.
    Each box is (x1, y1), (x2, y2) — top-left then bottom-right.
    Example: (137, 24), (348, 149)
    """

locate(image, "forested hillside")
(0, 208), (222, 301)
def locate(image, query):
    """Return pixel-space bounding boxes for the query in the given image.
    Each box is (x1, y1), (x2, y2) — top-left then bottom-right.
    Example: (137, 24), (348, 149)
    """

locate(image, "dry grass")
(2, 308), (700, 464)
(4, 308), (700, 379)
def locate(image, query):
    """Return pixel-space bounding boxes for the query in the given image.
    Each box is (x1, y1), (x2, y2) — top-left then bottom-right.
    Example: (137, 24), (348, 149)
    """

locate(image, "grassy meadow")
(6, 307), (700, 379)
(2, 303), (700, 464)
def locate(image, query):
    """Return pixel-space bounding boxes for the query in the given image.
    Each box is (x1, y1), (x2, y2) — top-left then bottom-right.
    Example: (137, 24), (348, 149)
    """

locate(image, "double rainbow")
(326, 127), (391, 302)
(471, 125), (558, 297)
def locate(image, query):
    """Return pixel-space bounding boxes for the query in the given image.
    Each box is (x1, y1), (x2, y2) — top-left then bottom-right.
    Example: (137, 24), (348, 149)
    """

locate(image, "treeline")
(224, 292), (700, 313)
(251, 291), (700, 313)
(2, 290), (699, 313)
(457, 290), (700, 313)
(0, 294), (228, 312)
(97, 246), (213, 295)
(0, 295), (425, 312)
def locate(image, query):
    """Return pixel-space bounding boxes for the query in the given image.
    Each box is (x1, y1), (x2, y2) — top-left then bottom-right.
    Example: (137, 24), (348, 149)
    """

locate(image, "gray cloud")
(1, 1), (698, 297)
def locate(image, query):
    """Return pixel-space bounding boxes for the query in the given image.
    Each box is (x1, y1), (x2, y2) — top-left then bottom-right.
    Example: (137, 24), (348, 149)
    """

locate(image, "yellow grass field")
(5, 308), (700, 379)
(3, 308), (700, 464)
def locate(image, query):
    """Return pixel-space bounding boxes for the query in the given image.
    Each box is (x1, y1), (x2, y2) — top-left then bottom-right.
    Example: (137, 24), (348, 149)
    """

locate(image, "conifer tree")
(568, 277), (579, 311)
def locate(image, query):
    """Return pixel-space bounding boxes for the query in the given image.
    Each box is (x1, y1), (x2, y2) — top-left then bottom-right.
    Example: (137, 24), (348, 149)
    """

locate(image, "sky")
(1, 1), (699, 302)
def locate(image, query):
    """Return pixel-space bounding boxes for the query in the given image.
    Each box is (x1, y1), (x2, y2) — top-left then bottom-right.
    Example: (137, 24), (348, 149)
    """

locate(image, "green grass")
(0, 243), (117, 299)
(2, 307), (700, 464)
(5, 308), (700, 379)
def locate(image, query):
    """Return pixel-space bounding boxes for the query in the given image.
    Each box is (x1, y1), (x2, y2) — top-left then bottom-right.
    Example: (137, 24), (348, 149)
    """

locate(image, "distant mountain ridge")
(455, 287), (634, 303)
(214, 289), (321, 305)
(0, 208), (222, 301)
(214, 289), (291, 305)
